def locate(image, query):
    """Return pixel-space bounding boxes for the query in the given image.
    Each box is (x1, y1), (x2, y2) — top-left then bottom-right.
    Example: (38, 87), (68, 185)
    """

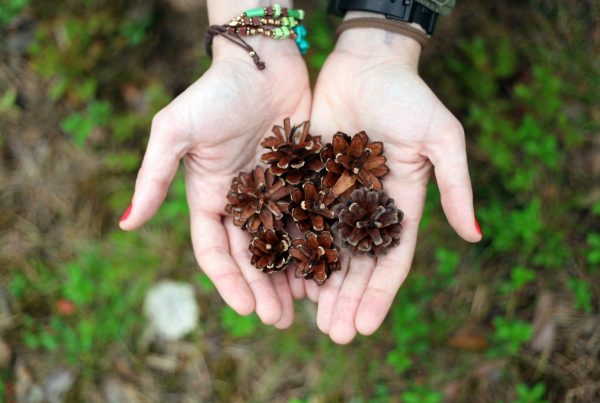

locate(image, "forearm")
(335, 11), (422, 70)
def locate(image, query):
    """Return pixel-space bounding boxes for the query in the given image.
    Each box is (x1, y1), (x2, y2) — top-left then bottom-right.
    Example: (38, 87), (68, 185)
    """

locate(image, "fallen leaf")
(448, 325), (489, 351)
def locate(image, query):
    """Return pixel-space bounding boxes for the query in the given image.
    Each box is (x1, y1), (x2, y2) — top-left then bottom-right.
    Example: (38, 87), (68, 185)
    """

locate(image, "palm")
(123, 55), (311, 328)
(310, 51), (480, 343)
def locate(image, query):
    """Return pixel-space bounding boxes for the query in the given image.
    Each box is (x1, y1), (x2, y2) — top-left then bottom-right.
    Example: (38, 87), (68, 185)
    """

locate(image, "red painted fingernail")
(120, 204), (132, 222)
(475, 217), (482, 237)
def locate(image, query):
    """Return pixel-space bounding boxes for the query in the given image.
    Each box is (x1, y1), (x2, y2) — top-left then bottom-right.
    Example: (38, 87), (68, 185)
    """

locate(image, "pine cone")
(249, 228), (292, 273)
(331, 189), (403, 257)
(290, 181), (336, 232)
(261, 118), (326, 185)
(225, 166), (291, 233)
(321, 131), (390, 197)
(290, 231), (341, 286)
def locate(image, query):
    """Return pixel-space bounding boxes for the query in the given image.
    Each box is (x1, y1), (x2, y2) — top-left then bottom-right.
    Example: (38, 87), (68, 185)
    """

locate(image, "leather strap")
(331, 0), (438, 34)
(336, 17), (428, 48)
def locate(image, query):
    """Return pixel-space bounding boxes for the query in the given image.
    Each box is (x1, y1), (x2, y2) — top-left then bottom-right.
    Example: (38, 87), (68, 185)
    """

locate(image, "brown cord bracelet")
(336, 17), (429, 48)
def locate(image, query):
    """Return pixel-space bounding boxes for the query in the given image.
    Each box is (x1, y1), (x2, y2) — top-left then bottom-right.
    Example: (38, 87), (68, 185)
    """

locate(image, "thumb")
(428, 120), (482, 243)
(119, 109), (187, 231)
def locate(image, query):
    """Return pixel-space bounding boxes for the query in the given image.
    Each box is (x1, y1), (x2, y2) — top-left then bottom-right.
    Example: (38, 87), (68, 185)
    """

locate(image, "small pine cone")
(249, 228), (292, 273)
(321, 131), (390, 197)
(331, 189), (403, 257)
(290, 182), (336, 232)
(225, 166), (291, 233)
(261, 118), (326, 185)
(290, 231), (341, 286)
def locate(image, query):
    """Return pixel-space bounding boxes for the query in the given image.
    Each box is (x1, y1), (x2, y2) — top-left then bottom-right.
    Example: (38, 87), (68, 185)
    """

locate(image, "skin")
(120, 4), (482, 343)
(309, 13), (482, 344)
(120, 0), (309, 329)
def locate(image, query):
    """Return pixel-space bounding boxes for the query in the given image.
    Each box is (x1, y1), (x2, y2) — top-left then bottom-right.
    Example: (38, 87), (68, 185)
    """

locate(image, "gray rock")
(42, 368), (76, 403)
(144, 281), (199, 341)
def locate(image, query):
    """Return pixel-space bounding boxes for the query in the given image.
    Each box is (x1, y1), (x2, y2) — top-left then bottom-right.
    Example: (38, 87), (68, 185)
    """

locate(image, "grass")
(1, 0), (599, 401)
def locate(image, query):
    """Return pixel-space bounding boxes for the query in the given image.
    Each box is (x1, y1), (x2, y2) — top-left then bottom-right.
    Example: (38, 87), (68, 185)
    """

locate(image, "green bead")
(281, 16), (289, 26)
(281, 26), (290, 38)
(288, 9), (304, 20)
(246, 7), (265, 17)
(288, 16), (296, 26)
(273, 4), (282, 17)
(273, 27), (283, 39)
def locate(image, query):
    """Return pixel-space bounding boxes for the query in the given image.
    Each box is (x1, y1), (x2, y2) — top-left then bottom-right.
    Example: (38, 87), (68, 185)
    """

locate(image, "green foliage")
(0, 0), (28, 28)
(220, 306), (260, 338)
(435, 247), (460, 278)
(587, 233), (600, 269)
(491, 317), (533, 357)
(17, 231), (161, 369)
(567, 278), (593, 313)
(500, 266), (537, 295)
(513, 382), (548, 403)
(401, 385), (444, 403)
(60, 100), (113, 146)
(0, 88), (18, 114)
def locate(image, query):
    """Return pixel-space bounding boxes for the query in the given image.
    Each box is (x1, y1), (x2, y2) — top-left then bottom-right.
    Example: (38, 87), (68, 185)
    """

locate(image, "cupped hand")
(310, 25), (482, 344)
(120, 37), (311, 329)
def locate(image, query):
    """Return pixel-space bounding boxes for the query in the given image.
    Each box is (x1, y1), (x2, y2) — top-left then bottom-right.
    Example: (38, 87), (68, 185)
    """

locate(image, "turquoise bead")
(298, 39), (310, 54)
(294, 24), (307, 37)
(246, 7), (265, 17)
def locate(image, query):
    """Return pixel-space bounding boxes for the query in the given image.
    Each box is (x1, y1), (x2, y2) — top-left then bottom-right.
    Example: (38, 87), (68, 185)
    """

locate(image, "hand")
(310, 18), (482, 343)
(120, 2), (311, 329)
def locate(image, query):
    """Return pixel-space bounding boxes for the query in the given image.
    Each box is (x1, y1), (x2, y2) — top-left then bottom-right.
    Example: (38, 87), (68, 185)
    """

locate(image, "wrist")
(335, 11), (422, 69)
(207, 0), (300, 62)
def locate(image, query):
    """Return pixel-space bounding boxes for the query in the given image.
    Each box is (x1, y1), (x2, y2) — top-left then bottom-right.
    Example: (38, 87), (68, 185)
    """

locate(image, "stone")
(143, 281), (199, 341)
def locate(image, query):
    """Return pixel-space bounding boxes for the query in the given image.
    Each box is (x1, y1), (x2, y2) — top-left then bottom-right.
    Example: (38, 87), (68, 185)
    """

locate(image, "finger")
(189, 210), (255, 316)
(287, 267), (306, 299)
(428, 120), (481, 242)
(271, 272), (295, 329)
(305, 278), (321, 303)
(316, 253), (350, 334)
(225, 219), (283, 325)
(328, 256), (376, 344)
(354, 176), (426, 335)
(120, 110), (188, 231)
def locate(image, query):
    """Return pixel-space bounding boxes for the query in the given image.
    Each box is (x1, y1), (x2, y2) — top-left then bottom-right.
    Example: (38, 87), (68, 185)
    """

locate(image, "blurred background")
(1, 0), (599, 402)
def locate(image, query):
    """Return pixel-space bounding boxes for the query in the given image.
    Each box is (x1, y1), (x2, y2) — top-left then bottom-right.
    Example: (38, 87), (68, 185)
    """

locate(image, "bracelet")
(336, 17), (429, 48)
(205, 4), (309, 71)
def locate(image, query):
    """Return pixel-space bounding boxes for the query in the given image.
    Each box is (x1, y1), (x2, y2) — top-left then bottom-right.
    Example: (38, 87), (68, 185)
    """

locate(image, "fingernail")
(120, 204), (132, 222)
(475, 217), (482, 237)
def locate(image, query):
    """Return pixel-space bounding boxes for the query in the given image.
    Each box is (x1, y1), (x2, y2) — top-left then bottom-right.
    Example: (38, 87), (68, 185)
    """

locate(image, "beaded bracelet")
(205, 4), (309, 70)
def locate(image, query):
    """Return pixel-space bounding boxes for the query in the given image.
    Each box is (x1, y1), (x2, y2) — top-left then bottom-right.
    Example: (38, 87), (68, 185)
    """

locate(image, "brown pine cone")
(321, 131), (390, 197)
(290, 181), (336, 232)
(290, 231), (341, 286)
(261, 118), (326, 185)
(225, 166), (291, 233)
(331, 189), (403, 257)
(249, 228), (292, 273)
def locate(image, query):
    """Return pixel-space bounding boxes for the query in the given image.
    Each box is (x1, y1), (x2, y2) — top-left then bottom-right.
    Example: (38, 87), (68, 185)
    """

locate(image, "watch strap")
(331, 0), (438, 35)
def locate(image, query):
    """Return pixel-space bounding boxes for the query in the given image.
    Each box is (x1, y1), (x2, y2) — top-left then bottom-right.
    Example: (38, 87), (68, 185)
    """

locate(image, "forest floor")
(1, 0), (599, 402)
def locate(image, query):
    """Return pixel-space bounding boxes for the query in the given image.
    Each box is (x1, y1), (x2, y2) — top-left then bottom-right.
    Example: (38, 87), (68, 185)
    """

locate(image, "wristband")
(205, 4), (309, 70)
(331, 0), (438, 35)
(336, 17), (428, 48)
